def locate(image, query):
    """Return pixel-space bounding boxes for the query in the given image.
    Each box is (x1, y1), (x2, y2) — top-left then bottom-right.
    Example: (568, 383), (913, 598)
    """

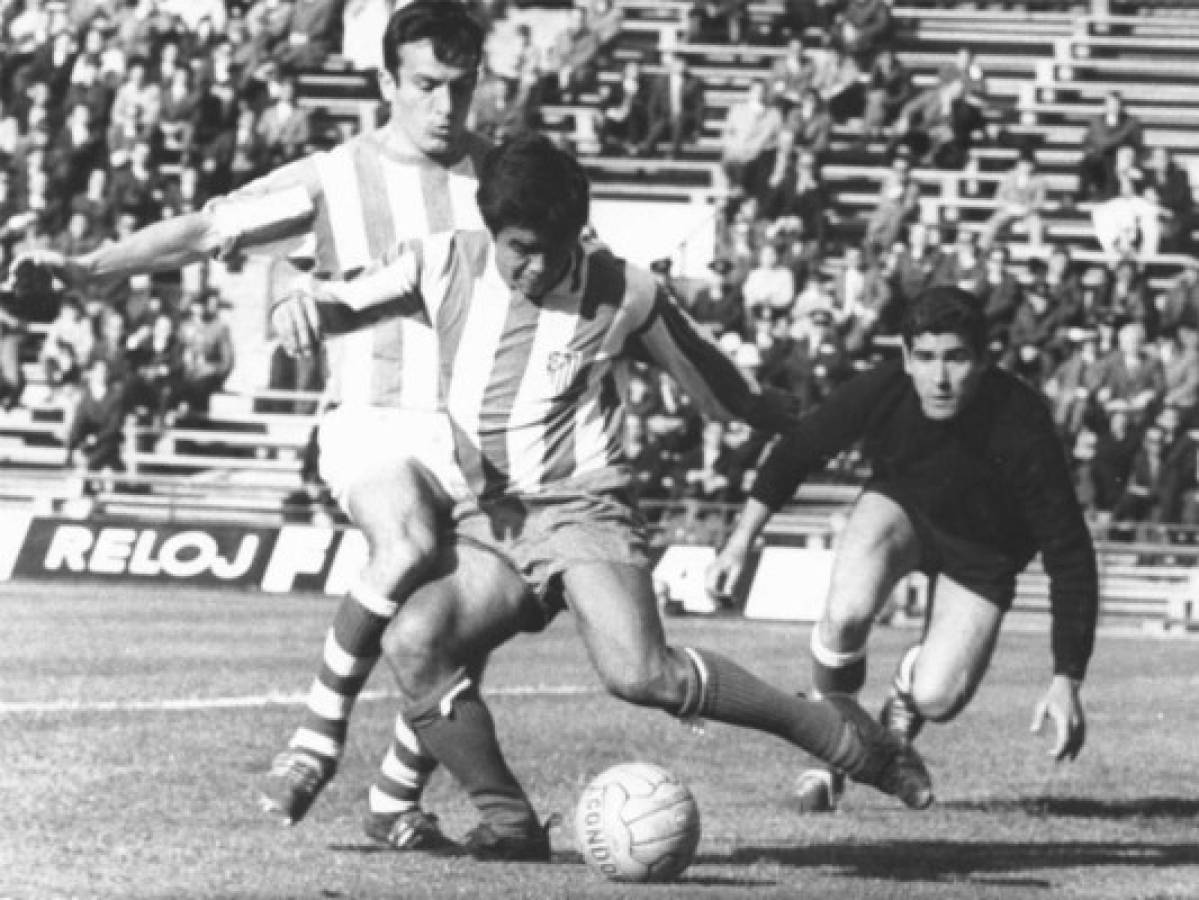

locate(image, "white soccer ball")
(574, 762), (701, 883)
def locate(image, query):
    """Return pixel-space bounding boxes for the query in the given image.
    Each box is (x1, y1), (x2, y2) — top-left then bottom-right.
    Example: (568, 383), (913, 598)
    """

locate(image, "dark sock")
(812, 656), (867, 696)
(406, 682), (536, 835)
(682, 647), (850, 764)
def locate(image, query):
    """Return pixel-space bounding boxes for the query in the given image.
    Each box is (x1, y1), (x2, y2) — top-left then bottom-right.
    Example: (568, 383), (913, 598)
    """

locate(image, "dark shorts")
(453, 471), (651, 631)
(868, 486), (1019, 610)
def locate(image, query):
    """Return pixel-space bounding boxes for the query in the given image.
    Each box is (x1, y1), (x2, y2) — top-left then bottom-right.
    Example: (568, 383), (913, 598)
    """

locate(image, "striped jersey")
(215, 127), (491, 410)
(332, 230), (798, 497)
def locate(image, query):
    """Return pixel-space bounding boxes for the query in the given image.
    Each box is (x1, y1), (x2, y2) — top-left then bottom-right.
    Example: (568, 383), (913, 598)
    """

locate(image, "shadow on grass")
(939, 796), (1199, 820)
(717, 838), (1199, 882)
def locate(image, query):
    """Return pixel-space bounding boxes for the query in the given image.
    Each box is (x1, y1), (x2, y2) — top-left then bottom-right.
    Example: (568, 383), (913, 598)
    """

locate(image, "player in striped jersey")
(21, 1), (514, 851)
(273, 135), (935, 858)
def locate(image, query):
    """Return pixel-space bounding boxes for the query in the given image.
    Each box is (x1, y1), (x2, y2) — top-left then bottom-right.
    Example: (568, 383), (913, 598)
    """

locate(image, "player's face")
(493, 226), (576, 301)
(903, 332), (984, 421)
(384, 39), (477, 161)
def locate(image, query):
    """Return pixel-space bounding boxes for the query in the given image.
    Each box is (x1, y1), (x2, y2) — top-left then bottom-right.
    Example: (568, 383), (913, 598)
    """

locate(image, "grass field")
(4, 580), (1199, 900)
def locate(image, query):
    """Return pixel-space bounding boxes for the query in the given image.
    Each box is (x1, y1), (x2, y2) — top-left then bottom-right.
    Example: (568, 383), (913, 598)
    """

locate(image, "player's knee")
(363, 519), (440, 587)
(910, 683), (968, 723)
(381, 606), (451, 693)
(594, 656), (673, 709)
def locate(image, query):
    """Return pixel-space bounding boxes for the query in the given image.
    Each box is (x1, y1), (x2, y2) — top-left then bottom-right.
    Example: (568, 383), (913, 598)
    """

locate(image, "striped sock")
(368, 713), (439, 814)
(290, 581), (400, 762)
(809, 627), (868, 697)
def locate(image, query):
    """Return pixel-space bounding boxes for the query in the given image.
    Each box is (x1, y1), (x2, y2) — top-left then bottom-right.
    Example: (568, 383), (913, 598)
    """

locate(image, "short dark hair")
(476, 134), (590, 240)
(382, 0), (485, 77)
(902, 286), (987, 355)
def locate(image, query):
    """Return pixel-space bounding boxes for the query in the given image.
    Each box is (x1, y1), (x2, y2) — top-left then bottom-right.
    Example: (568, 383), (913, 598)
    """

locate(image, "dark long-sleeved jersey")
(751, 359), (1099, 679)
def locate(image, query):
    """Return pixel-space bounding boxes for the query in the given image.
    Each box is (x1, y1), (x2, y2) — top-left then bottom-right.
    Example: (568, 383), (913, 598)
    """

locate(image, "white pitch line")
(0, 684), (598, 715)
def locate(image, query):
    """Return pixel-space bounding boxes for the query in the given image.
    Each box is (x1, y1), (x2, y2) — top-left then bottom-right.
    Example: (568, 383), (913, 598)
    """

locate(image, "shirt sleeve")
(327, 235), (426, 316)
(1004, 403), (1100, 679)
(749, 363), (894, 510)
(628, 286), (803, 434)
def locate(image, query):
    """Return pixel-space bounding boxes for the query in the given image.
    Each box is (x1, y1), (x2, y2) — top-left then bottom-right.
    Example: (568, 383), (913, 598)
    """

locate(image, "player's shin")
(810, 627), (868, 698)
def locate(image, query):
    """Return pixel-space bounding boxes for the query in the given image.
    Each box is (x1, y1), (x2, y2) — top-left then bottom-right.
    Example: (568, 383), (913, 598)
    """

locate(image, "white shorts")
(317, 406), (471, 509)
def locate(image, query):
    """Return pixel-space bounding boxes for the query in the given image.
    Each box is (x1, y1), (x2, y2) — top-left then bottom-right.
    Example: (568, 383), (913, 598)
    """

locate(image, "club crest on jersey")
(546, 350), (582, 394)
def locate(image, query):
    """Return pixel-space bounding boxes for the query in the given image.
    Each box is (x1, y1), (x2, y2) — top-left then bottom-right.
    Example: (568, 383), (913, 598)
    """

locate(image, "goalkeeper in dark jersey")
(708, 285), (1099, 812)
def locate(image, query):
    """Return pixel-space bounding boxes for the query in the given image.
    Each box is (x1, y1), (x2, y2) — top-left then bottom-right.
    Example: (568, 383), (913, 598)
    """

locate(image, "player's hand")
(706, 539), (749, 602)
(270, 284), (337, 357)
(1030, 674), (1085, 762)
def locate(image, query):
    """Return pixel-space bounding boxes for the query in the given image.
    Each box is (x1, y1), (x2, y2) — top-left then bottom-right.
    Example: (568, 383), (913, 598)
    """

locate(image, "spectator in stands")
(256, 70), (311, 169)
(784, 87), (831, 161)
(176, 289), (234, 414)
(778, 0), (837, 39)
(64, 355), (128, 475)
(862, 48), (912, 145)
(47, 101), (106, 204)
(835, 244), (893, 356)
(933, 228), (986, 298)
(689, 257), (746, 338)
(70, 167), (112, 235)
(1100, 258), (1156, 338)
(1155, 406), (1199, 523)
(495, 23), (540, 103)
(638, 53), (704, 159)
(1045, 244), (1083, 326)
(272, 0), (346, 72)
(892, 220), (945, 307)
(1092, 320), (1165, 423)
(759, 305), (849, 409)
(863, 150), (919, 261)
(679, 419), (739, 502)
(767, 36), (815, 113)
(1003, 273), (1064, 384)
(88, 305), (133, 388)
(1091, 145), (1162, 262)
(979, 243), (1022, 352)
(719, 79), (780, 198)
(1075, 92), (1142, 204)
(742, 241), (796, 322)
(106, 137), (164, 227)
(192, 40), (243, 190)
(1144, 146), (1194, 254)
(1086, 399), (1141, 516)
(1044, 326), (1104, 439)
(888, 73), (984, 170)
(1157, 257), (1199, 335)
(51, 209), (104, 260)
(106, 55), (161, 154)
(981, 147), (1048, 250)
(594, 59), (648, 157)
(38, 292), (93, 396)
(833, 0), (891, 70)
(1111, 421), (1170, 524)
(808, 37), (860, 123)
(542, 5), (599, 103)
(687, 0), (749, 46)
(1159, 319), (1199, 412)
(125, 309), (185, 425)
(470, 64), (534, 146)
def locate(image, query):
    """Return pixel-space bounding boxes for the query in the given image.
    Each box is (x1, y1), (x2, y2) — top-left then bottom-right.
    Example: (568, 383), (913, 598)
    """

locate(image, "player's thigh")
(913, 575), (1005, 720)
(824, 491), (922, 637)
(562, 562), (674, 696)
(381, 541), (532, 692)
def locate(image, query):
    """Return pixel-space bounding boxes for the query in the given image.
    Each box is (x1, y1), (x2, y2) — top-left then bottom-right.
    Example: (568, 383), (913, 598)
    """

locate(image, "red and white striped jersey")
(216, 127), (491, 410)
(333, 230), (790, 497)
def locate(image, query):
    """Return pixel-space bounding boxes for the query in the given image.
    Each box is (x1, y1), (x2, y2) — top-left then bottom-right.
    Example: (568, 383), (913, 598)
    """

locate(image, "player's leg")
(377, 540), (553, 861)
(261, 409), (456, 825)
(881, 575), (1004, 746)
(561, 560), (933, 810)
(799, 491), (921, 809)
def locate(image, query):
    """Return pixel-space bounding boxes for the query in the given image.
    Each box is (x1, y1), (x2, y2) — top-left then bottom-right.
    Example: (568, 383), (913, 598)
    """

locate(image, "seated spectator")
(862, 48), (913, 144)
(981, 147), (1048, 249)
(758, 305), (849, 409)
(541, 5), (599, 103)
(471, 64), (535, 146)
(888, 74), (984, 170)
(1091, 145), (1162, 262)
(766, 37), (816, 113)
(687, 0), (749, 46)
(833, 0), (892, 69)
(933, 228), (986, 298)
(807, 38), (860, 123)
(64, 355), (128, 475)
(755, 138), (827, 243)
(105, 54), (161, 154)
(638, 54), (704, 159)
(1085, 399), (1141, 516)
(1154, 407), (1199, 523)
(1044, 326), (1104, 438)
(978, 243), (1022, 351)
(1092, 320), (1165, 422)
(777, 0), (837, 39)
(272, 0), (344, 72)
(1002, 276), (1065, 384)
(125, 310), (185, 425)
(255, 70), (311, 169)
(719, 79), (780, 197)
(88, 306), (133, 388)
(689, 258), (746, 338)
(863, 150), (919, 260)
(595, 60), (649, 157)
(1075, 92), (1142, 204)
(1100, 258), (1157, 338)
(70, 167), (113, 234)
(742, 242), (795, 322)
(176, 289), (234, 414)
(1157, 257), (1199, 335)
(892, 220), (945, 305)
(47, 102), (106, 202)
(679, 420), (739, 502)
(1158, 318), (1199, 412)
(1045, 244), (1083, 325)
(51, 209), (104, 259)
(1112, 422), (1172, 524)
(834, 244), (893, 356)
(107, 138), (164, 226)
(784, 88), (832, 161)
(1144, 146), (1194, 253)
(38, 293), (94, 395)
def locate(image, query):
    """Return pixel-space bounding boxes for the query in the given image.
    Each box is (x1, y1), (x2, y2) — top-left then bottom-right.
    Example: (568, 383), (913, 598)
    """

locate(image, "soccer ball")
(574, 762), (701, 882)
